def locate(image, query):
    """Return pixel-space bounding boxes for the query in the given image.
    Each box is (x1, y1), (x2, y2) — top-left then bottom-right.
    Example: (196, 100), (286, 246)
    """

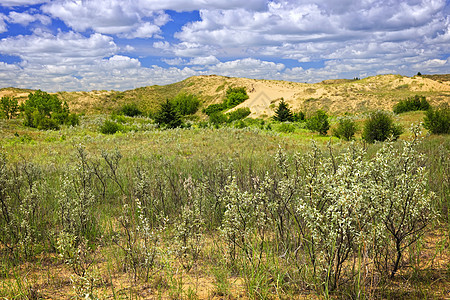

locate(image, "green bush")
(393, 95), (431, 114)
(273, 99), (294, 122)
(0, 96), (19, 119)
(209, 112), (227, 125)
(333, 117), (358, 141)
(225, 87), (249, 108)
(423, 105), (450, 134)
(203, 103), (227, 116)
(172, 93), (200, 116)
(362, 111), (403, 143)
(119, 103), (142, 117)
(227, 107), (251, 122)
(293, 111), (305, 122)
(100, 120), (123, 134)
(21, 90), (78, 130)
(277, 122), (296, 133)
(306, 110), (330, 135)
(154, 99), (182, 129)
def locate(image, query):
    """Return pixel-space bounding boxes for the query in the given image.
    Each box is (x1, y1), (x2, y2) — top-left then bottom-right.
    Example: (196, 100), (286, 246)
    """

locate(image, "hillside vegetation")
(1, 74), (449, 117)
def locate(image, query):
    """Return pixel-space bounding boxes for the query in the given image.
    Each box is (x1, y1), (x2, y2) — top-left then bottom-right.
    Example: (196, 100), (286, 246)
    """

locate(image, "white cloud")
(0, 15), (7, 33)
(7, 11), (51, 26)
(0, 0), (48, 7)
(208, 58), (285, 78)
(162, 57), (186, 66)
(188, 55), (220, 65)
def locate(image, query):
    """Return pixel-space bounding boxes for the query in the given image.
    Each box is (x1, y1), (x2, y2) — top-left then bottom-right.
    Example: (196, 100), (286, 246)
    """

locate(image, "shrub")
(0, 96), (19, 119)
(227, 107), (251, 122)
(273, 99), (294, 122)
(225, 87), (249, 108)
(332, 117), (357, 140)
(277, 122), (296, 133)
(293, 111), (305, 122)
(100, 119), (123, 134)
(119, 103), (142, 117)
(362, 111), (403, 143)
(393, 95), (431, 114)
(172, 93), (200, 116)
(154, 99), (182, 129)
(423, 105), (450, 134)
(306, 110), (330, 135)
(203, 103), (227, 116)
(209, 112), (227, 125)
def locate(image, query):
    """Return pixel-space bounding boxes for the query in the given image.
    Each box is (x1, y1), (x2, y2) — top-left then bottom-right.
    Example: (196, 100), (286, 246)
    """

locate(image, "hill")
(2, 74), (449, 118)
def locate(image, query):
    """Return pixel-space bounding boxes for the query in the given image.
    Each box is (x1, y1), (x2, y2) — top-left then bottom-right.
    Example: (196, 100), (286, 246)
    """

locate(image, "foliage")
(227, 107), (251, 122)
(277, 122), (296, 133)
(172, 93), (200, 116)
(273, 99), (294, 122)
(203, 103), (227, 116)
(293, 111), (305, 122)
(225, 87), (249, 108)
(393, 95), (431, 114)
(118, 103), (142, 117)
(209, 112), (228, 125)
(21, 90), (78, 130)
(423, 105), (450, 134)
(332, 117), (358, 140)
(0, 96), (19, 119)
(154, 99), (182, 129)
(99, 119), (124, 134)
(306, 110), (330, 135)
(362, 111), (403, 143)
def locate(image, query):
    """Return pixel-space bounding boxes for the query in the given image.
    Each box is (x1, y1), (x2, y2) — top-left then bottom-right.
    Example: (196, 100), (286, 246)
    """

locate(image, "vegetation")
(306, 109), (330, 135)
(423, 105), (450, 134)
(118, 103), (143, 117)
(171, 93), (200, 116)
(227, 107), (251, 122)
(393, 95), (431, 114)
(273, 99), (294, 122)
(0, 96), (19, 119)
(363, 111), (403, 143)
(154, 99), (182, 129)
(204, 86), (248, 116)
(21, 90), (78, 130)
(333, 117), (358, 140)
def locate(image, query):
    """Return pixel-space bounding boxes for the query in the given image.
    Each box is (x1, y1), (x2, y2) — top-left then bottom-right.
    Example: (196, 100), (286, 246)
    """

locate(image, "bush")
(277, 122), (296, 133)
(119, 103), (142, 117)
(172, 93), (200, 116)
(423, 105), (450, 134)
(154, 99), (182, 129)
(362, 111), (403, 143)
(306, 110), (330, 135)
(21, 90), (77, 130)
(393, 95), (431, 114)
(332, 117), (358, 140)
(227, 107), (251, 122)
(293, 111), (305, 122)
(100, 119), (123, 134)
(209, 112), (227, 125)
(0, 96), (19, 119)
(225, 87), (249, 108)
(203, 103), (227, 116)
(273, 99), (294, 122)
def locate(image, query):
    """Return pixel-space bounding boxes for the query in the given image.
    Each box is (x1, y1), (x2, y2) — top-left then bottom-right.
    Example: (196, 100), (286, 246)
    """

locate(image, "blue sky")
(0, 0), (449, 92)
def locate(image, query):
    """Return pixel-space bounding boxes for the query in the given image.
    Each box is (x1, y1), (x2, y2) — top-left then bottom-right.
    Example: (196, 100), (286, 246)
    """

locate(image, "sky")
(0, 0), (449, 92)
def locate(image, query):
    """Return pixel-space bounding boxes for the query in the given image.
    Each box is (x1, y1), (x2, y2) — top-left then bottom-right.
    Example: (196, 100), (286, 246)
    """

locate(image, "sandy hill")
(1, 74), (449, 118)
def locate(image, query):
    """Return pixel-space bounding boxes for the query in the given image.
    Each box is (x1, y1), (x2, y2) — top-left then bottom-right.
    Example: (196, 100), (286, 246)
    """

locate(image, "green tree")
(393, 95), (430, 114)
(21, 90), (78, 130)
(273, 99), (294, 122)
(306, 110), (330, 135)
(0, 96), (19, 119)
(423, 105), (449, 134)
(225, 87), (249, 108)
(333, 117), (357, 140)
(172, 93), (200, 116)
(362, 111), (403, 143)
(119, 103), (142, 117)
(154, 99), (182, 129)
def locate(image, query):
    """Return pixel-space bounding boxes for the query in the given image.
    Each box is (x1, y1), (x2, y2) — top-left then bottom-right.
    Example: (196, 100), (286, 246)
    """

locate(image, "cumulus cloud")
(7, 11), (51, 26)
(0, 15), (7, 33)
(0, 0), (48, 7)
(188, 55), (220, 65)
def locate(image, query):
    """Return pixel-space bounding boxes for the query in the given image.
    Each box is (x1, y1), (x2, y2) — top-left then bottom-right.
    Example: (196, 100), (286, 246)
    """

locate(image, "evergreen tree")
(154, 99), (182, 129)
(273, 99), (294, 122)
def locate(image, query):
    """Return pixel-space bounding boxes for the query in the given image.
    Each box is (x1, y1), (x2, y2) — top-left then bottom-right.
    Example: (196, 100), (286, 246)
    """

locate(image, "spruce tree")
(273, 99), (294, 122)
(154, 99), (182, 128)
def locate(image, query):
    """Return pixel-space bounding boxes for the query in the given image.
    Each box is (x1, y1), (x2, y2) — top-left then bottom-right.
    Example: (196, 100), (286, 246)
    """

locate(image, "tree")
(172, 93), (200, 116)
(423, 105), (449, 134)
(362, 111), (403, 143)
(154, 99), (182, 129)
(225, 87), (249, 108)
(393, 95), (430, 114)
(273, 99), (294, 122)
(119, 103), (142, 117)
(0, 96), (19, 119)
(332, 117), (357, 140)
(306, 110), (330, 135)
(21, 90), (78, 130)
